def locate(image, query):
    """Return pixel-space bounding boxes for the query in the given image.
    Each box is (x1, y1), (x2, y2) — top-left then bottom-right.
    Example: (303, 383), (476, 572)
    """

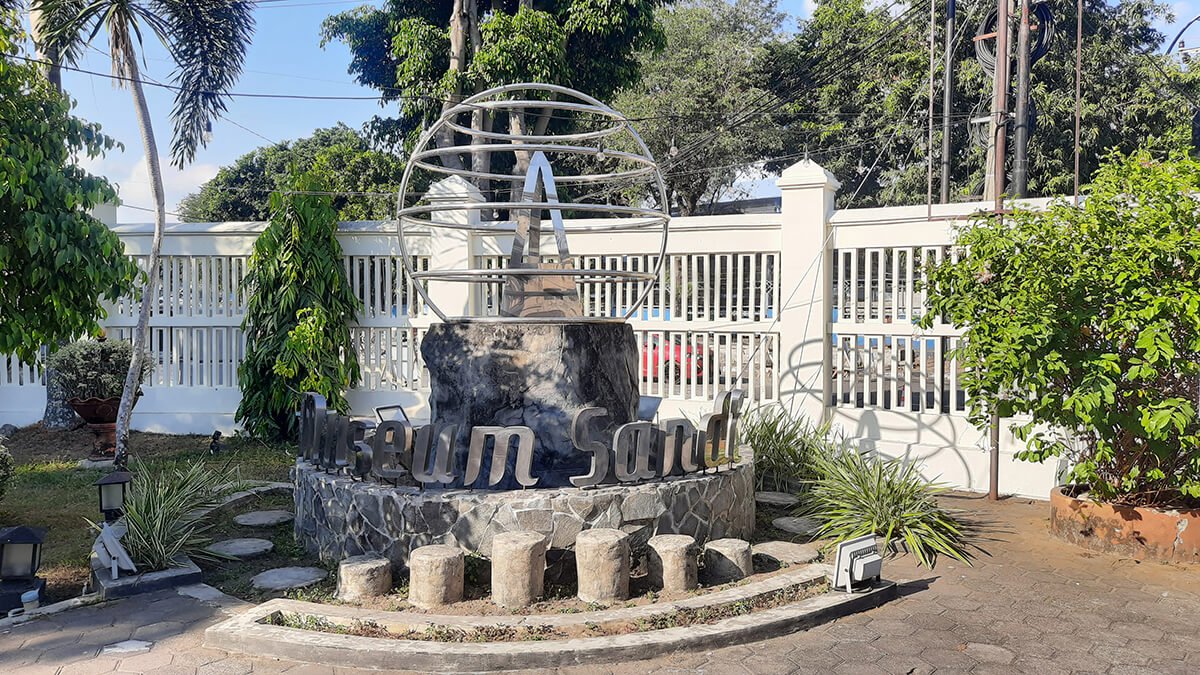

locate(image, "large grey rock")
(703, 538), (753, 583)
(647, 534), (698, 594)
(235, 510), (294, 527)
(490, 531), (548, 608)
(408, 545), (464, 609)
(250, 567), (327, 591)
(421, 321), (640, 489)
(755, 491), (799, 508)
(336, 555), (392, 602)
(753, 540), (819, 565)
(0, 423), (18, 438)
(772, 516), (821, 538)
(206, 538), (274, 560)
(575, 528), (629, 604)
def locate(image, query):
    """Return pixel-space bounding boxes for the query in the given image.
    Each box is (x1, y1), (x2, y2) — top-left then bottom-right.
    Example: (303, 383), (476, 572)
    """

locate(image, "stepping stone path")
(251, 566), (327, 591)
(755, 491), (800, 508)
(772, 516), (822, 538)
(206, 537), (274, 560)
(234, 510), (293, 527)
(753, 540), (819, 565)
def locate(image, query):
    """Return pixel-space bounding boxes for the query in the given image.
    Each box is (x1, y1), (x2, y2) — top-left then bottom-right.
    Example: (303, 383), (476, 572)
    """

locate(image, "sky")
(33, 0), (1196, 223)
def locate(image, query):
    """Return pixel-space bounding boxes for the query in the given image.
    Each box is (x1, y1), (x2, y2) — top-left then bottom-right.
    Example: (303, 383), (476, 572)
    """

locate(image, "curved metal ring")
(411, 159), (658, 185)
(395, 82), (671, 323)
(412, 269), (657, 281)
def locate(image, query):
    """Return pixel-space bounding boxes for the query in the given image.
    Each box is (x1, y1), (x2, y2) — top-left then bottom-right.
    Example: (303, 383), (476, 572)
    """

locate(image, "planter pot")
(1049, 485), (1200, 562)
(67, 395), (139, 457)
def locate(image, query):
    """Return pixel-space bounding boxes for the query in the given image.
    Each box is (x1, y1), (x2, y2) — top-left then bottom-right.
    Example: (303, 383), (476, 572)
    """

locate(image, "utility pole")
(939, 0), (956, 203)
(988, 0), (1011, 501)
(1012, 0), (1033, 198)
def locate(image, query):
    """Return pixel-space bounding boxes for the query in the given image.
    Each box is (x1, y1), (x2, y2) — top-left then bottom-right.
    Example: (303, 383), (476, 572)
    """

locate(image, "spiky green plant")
(741, 406), (841, 492)
(118, 459), (243, 570)
(804, 450), (975, 569)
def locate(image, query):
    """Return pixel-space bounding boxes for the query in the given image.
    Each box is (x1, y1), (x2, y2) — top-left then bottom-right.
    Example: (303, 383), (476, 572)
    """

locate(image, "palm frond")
(154, 0), (255, 166)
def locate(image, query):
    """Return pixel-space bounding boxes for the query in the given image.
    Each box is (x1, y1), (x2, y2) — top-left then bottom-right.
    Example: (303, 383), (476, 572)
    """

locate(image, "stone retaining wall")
(293, 456), (754, 570)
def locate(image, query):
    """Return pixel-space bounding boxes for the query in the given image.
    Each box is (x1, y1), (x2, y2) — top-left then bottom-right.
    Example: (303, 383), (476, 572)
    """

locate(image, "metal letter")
(658, 418), (697, 476)
(371, 419), (412, 484)
(412, 424), (459, 486)
(298, 393), (326, 463)
(465, 426), (538, 488)
(613, 421), (656, 483)
(723, 389), (747, 467)
(569, 408), (611, 488)
(319, 412), (343, 473)
(347, 420), (376, 479)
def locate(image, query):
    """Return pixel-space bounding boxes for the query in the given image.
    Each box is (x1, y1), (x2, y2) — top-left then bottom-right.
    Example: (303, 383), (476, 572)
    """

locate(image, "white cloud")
(78, 152), (219, 224)
(112, 157), (219, 224)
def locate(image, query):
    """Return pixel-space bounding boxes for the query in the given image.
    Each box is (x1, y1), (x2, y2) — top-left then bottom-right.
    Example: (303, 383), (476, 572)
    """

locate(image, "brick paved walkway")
(3, 494), (1198, 674)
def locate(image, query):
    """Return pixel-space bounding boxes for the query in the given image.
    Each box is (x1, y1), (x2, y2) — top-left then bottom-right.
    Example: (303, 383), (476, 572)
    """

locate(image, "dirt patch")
(2, 423), (212, 464)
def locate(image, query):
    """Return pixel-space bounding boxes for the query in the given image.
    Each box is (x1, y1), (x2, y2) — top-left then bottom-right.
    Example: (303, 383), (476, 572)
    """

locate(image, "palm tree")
(37, 0), (255, 464)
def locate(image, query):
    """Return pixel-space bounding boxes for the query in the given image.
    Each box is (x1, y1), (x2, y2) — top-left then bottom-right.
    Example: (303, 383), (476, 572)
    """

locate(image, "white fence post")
(776, 160), (840, 424)
(423, 176), (484, 317)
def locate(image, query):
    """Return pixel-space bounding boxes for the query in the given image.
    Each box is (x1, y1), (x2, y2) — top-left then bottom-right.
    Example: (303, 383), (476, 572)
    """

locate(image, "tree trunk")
(113, 58), (167, 466)
(30, 6), (74, 429)
(439, 0), (469, 171)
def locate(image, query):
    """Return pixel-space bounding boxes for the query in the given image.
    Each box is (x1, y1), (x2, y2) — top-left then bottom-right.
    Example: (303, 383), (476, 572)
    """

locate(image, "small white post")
(776, 160), (840, 425)
(423, 176), (484, 318)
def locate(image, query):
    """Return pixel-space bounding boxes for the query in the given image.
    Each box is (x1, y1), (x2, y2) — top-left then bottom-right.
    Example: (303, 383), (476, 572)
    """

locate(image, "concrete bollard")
(336, 554), (392, 602)
(575, 528), (630, 604)
(491, 531), (549, 608)
(703, 538), (753, 583)
(647, 534), (698, 593)
(408, 544), (464, 609)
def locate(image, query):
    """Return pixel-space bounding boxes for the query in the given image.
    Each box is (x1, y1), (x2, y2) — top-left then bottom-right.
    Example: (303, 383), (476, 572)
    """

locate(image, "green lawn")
(0, 427), (293, 602)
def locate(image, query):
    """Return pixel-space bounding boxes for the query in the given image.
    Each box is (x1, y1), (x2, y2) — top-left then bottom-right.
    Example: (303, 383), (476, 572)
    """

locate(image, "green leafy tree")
(321, 0), (668, 152)
(178, 124), (405, 222)
(613, 0), (786, 215)
(39, 0), (255, 462)
(237, 172), (361, 440)
(924, 147), (1200, 507)
(756, 0), (1200, 206)
(0, 10), (138, 364)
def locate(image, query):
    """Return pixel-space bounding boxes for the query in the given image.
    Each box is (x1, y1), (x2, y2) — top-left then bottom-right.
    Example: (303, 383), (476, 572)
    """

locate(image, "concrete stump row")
(398, 532), (755, 609)
(336, 554), (392, 602)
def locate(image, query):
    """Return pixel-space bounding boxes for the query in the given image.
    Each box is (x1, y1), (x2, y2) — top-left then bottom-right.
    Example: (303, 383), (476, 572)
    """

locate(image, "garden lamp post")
(0, 525), (47, 613)
(93, 471), (133, 522)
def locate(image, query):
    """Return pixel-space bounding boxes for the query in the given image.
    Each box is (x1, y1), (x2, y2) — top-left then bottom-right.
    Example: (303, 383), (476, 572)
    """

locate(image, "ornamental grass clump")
(924, 147), (1200, 508)
(119, 459), (243, 570)
(741, 406), (841, 492)
(803, 450), (976, 569)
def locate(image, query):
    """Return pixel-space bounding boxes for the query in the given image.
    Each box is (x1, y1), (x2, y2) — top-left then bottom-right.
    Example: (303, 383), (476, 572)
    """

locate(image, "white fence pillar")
(776, 160), (839, 424)
(424, 176), (483, 317)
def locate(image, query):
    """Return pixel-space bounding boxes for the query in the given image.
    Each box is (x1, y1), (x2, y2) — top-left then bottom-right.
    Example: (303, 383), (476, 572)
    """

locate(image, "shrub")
(804, 450), (975, 569)
(118, 459), (243, 570)
(0, 443), (13, 503)
(924, 147), (1200, 507)
(46, 338), (152, 400)
(236, 170), (361, 439)
(741, 407), (840, 492)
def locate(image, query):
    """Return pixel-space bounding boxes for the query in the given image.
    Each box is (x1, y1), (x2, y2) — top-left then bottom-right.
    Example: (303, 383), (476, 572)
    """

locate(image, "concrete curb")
(204, 578), (897, 671)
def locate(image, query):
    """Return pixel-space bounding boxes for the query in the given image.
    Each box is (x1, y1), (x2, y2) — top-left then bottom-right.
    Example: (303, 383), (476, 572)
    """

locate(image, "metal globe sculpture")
(396, 83), (669, 322)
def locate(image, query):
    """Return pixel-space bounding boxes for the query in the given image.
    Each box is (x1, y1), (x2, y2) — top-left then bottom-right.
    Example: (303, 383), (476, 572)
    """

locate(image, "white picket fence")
(0, 160), (1066, 498)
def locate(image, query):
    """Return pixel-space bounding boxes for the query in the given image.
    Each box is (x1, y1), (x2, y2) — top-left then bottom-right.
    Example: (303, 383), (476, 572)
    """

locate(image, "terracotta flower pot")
(67, 394), (140, 457)
(1048, 485), (1200, 562)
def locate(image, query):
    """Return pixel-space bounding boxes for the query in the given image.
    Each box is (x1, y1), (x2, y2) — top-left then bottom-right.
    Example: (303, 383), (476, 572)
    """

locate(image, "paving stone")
(233, 510), (294, 527)
(117, 648), (176, 673)
(205, 537), (275, 560)
(754, 491), (799, 508)
(250, 566), (327, 591)
(771, 515), (821, 537)
(101, 639), (154, 655)
(752, 540), (819, 565)
(961, 642), (1014, 664)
